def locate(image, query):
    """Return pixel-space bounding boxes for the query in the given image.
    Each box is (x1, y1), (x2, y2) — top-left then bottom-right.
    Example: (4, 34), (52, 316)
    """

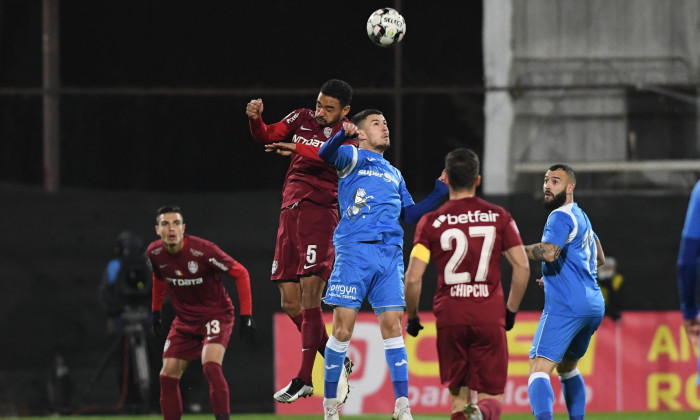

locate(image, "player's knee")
(202, 361), (226, 385)
(332, 328), (352, 342)
(281, 300), (301, 316)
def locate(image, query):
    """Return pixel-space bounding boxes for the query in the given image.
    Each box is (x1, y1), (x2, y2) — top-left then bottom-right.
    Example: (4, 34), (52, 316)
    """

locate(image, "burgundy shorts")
(163, 313), (234, 361)
(437, 324), (508, 395)
(271, 202), (338, 282)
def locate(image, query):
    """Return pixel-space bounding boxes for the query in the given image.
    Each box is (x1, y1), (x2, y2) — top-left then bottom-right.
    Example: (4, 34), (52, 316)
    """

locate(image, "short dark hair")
(156, 205), (183, 223)
(548, 163), (576, 185)
(351, 109), (383, 127)
(320, 79), (353, 107)
(445, 148), (480, 190)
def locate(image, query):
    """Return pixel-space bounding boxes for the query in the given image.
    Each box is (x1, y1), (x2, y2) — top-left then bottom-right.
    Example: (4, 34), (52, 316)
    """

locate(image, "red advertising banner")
(273, 311), (700, 414)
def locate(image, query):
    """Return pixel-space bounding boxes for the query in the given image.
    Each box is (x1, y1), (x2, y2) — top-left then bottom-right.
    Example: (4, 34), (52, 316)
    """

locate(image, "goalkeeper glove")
(240, 315), (257, 345)
(505, 308), (517, 331)
(152, 311), (163, 338)
(406, 316), (424, 337)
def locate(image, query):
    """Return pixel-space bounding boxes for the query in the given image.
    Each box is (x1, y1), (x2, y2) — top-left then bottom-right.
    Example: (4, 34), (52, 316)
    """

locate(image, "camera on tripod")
(100, 231), (152, 326)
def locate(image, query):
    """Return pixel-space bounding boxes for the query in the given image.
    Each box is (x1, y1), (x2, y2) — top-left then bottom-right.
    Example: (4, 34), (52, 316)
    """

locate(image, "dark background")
(0, 0), (690, 416)
(0, 0), (485, 192)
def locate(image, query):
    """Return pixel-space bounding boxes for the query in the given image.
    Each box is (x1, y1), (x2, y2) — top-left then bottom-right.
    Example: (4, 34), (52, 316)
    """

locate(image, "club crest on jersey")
(346, 188), (374, 221)
(188, 261), (198, 274)
(324, 127), (332, 138)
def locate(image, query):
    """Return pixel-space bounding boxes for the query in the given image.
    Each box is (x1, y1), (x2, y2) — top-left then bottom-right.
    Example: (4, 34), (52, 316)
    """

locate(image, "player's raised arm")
(246, 98), (294, 144)
(319, 122), (357, 164)
(400, 174), (448, 225)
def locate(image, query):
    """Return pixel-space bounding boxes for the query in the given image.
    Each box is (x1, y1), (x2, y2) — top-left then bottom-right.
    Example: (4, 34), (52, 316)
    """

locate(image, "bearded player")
(148, 205), (256, 420)
(404, 149), (530, 420)
(245, 79), (354, 404)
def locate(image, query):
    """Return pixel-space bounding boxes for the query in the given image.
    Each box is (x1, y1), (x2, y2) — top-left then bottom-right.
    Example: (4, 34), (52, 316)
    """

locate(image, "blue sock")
(560, 369), (585, 420)
(323, 335), (349, 398)
(528, 373), (554, 420)
(384, 337), (409, 399)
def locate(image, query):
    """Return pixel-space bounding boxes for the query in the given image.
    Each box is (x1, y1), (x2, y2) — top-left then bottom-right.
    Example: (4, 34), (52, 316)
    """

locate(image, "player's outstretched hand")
(152, 311), (163, 338)
(265, 142), (295, 156)
(246, 98), (263, 120)
(240, 315), (257, 346)
(505, 308), (517, 331)
(406, 316), (424, 337)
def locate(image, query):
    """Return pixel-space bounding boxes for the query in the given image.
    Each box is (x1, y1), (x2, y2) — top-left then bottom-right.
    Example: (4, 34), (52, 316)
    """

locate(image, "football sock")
(324, 335), (349, 398)
(298, 307), (323, 383)
(450, 412), (466, 420)
(291, 313), (303, 331)
(319, 325), (329, 357)
(478, 397), (502, 420)
(528, 372), (554, 420)
(560, 369), (585, 420)
(203, 362), (230, 416)
(159, 374), (182, 420)
(291, 309), (327, 356)
(384, 336), (409, 399)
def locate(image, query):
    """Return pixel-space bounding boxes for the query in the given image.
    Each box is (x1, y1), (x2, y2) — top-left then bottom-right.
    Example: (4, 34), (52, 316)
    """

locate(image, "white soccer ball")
(366, 8), (406, 47)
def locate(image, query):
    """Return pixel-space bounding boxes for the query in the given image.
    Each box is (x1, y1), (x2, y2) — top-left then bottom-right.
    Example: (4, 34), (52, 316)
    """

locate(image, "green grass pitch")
(9, 413), (700, 420)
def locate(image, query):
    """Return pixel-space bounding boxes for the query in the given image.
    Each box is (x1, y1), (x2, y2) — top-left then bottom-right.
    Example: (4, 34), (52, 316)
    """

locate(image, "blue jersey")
(331, 145), (414, 247)
(682, 180), (700, 240)
(541, 202), (605, 317)
(678, 180), (700, 319)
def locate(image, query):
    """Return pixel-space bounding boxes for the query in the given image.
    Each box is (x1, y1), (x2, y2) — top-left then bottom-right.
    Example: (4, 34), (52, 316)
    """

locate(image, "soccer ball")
(366, 8), (406, 47)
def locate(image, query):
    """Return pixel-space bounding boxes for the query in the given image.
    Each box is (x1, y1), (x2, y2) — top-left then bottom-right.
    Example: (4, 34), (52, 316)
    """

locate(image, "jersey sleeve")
(410, 214), (433, 263)
(502, 215), (524, 251)
(678, 181), (700, 319)
(151, 273), (166, 311)
(402, 178), (447, 224)
(334, 145), (358, 175)
(248, 110), (300, 144)
(398, 176), (416, 208)
(682, 181), (700, 240)
(542, 210), (573, 249)
(295, 143), (324, 161)
(208, 244), (253, 316)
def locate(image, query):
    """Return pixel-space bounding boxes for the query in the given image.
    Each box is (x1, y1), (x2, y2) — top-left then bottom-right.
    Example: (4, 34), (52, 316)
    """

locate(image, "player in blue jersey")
(523, 164), (605, 420)
(320, 109), (447, 420)
(678, 180), (700, 366)
(266, 109), (448, 420)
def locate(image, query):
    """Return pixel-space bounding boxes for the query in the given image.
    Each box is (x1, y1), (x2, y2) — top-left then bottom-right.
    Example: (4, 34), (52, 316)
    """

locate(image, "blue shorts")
(323, 242), (405, 313)
(529, 312), (603, 363)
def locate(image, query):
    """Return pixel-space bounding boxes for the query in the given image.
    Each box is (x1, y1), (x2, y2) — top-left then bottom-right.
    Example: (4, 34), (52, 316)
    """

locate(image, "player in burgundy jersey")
(245, 79), (354, 404)
(148, 206), (256, 420)
(403, 149), (530, 420)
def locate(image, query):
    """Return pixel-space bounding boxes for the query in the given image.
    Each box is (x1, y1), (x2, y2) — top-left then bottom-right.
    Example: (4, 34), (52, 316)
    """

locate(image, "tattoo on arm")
(525, 242), (561, 262)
